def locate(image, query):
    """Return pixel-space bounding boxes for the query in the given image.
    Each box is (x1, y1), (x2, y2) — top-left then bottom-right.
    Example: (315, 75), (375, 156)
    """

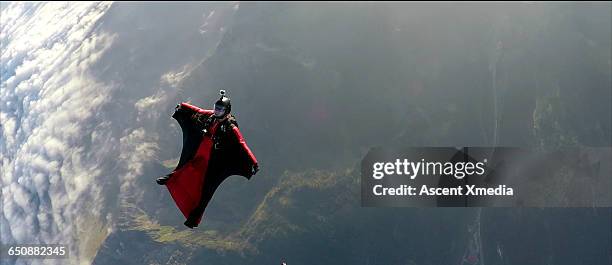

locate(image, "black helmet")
(214, 90), (231, 117)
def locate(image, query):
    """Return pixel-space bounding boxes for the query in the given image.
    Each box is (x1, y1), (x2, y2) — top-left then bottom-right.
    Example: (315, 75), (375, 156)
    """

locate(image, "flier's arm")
(178, 102), (214, 116)
(231, 125), (258, 172)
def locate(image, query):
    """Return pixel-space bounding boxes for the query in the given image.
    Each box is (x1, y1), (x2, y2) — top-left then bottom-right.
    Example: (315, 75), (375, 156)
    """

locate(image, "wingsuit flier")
(157, 90), (258, 228)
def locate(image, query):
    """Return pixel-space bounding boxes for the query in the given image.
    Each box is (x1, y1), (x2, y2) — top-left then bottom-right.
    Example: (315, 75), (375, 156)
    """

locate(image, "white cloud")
(1, 2), (115, 265)
(118, 127), (159, 196)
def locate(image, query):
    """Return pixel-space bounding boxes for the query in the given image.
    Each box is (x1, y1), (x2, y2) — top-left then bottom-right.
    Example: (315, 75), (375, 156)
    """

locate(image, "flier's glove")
(251, 163), (259, 176)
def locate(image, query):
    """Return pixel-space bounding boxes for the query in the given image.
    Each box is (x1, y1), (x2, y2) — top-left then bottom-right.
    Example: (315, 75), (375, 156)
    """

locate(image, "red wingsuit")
(165, 102), (258, 225)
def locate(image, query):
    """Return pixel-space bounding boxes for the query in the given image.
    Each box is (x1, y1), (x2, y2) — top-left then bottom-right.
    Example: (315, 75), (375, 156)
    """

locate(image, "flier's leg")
(184, 210), (200, 229)
(156, 174), (172, 185)
(183, 172), (222, 228)
(184, 189), (210, 228)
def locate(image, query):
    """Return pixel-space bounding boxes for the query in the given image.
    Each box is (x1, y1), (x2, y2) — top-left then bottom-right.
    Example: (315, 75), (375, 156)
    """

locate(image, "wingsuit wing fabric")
(165, 102), (257, 225)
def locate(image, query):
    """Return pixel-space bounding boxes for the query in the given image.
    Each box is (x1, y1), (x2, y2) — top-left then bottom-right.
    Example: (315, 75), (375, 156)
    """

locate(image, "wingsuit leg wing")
(164, 103), (213, 224)
(183, 117), (259, 227)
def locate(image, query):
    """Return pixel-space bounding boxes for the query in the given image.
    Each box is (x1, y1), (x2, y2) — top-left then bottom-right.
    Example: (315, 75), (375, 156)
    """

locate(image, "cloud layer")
(1, 3), (115, 265)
